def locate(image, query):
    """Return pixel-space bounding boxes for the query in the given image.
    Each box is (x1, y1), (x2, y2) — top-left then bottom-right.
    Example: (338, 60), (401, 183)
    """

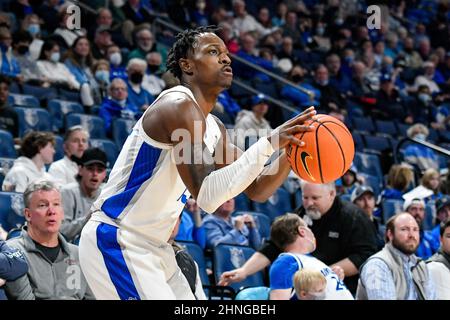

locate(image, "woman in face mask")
(106, 44), (128, 81)
(92, 59), (111, 105)
(35, 39), (80, 90)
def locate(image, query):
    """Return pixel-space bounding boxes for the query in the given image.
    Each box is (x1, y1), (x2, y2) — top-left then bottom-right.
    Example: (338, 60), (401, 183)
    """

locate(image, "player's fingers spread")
(289, 136), (305, 147)
(287, 124), (314, 134)
(292, 110), (317, 124)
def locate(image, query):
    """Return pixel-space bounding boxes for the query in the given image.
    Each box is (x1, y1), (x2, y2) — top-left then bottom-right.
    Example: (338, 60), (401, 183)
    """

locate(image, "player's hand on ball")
(268, 106), (316, 150)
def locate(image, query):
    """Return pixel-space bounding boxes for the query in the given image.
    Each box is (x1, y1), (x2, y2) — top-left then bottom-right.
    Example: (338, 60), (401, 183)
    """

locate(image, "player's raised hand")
(267, 106), (316, 150)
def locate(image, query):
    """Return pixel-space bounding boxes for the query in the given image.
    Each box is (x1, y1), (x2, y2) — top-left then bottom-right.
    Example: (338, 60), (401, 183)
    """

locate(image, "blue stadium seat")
(234, 211), (271, 242)
(253, 80), (279, 99)
(53, 135), (64, 161)
(177, 240), (210, 286)
(66, 113), (106, 139)
(427, 128), (439, 143)
(381, 199), (404, 223)
(351, 116), (375, 134)
(90, 139), (119, 168)
(0, 192), (25, 231)
(352, 132), (365, 151)
(353, 152), (383, 177)
(8, 93), (40, 108)
(112, 118), (136, 148)
(234, 192), (252, 212)
(0, 130), (16, 157)
(213, 244), (265, 292)
(396, 123), (410, 138)
(363, 135), (392, 152)
(58, 88), (81, 102)
(0, 157), (15, 187)
(48, 99), (84, 131)
(375, 120), (398, 136)
(253, 187), (292, 222)
(22, 84), (57, 103)
(424, 201), (436, 231)
(15, 107), (52, 137)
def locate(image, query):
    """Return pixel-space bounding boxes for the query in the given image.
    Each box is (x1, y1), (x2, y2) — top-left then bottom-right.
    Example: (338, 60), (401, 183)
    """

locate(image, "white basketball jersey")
(91, 85), (222, 243)
(285, 253), (354, 300)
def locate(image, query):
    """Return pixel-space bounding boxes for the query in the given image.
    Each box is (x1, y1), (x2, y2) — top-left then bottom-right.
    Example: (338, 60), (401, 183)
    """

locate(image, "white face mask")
(50, 52), (60, 63)
(109, 52), (122, 66)
(414, 133), (427, 141)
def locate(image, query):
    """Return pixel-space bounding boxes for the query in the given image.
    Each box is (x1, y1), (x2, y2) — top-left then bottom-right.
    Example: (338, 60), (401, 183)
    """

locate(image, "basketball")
(287, 114), (355, 184)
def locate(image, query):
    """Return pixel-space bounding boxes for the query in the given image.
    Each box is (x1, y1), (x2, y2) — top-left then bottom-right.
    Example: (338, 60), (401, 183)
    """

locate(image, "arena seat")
(0, 191), (25, 232)
(22, 84), (57, 103)
(8, 93), (40, 108)
(90, 139), (119, 168)
(176, 240), (210, 287)
(352, 131), (365, 151)
(65, 113), (106, 139)
(15, 107), (52, 137)
(234, 192), (252, 212)
(375, 120), (398, 137)
(381, 199), (404, 223)
(58, 88), (81, 102)
(363, 135), (392, 153)
(353, 152), (383, 177)
(233, 211), (271, 242)
(112, 118), (136, 148)
(351, 116), (375, 134)
(396, 123), (410, 138)
(48, 99), (84, 132)
(253, 187), (292, 222)
(213, 244), (265, 292)
(0, 130), (16, 158)
(0, 157), (15, 187)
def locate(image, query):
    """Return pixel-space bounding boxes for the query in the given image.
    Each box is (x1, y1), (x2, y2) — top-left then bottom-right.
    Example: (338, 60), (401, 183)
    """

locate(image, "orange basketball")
(287, 114), (355, 184)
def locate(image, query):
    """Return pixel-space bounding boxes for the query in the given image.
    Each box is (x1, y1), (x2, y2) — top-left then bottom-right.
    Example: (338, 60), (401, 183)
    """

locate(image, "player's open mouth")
(222, 66), (233, 75)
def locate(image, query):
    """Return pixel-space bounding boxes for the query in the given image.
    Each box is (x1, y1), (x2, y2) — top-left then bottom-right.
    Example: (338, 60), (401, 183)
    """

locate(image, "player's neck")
(183, 83), (219, 115)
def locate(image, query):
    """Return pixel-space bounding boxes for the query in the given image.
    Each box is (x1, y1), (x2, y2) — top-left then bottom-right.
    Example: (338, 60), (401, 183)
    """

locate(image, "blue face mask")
(95, 70), (110, 83)
(27, 24), (40, 36)
(414, 133), (427, 141)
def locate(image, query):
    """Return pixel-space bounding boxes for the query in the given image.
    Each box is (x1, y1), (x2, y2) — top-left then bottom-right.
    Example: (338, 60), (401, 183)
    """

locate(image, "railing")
(394, 137), (450, 164)
(153, 17), (313, 114)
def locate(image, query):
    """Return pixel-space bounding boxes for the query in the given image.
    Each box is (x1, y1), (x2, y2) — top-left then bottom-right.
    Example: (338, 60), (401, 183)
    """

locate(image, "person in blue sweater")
(175, 198), (206, 249)
(0, 27), (21, 81)
(203, 198), (262, 250)
(99, 78), (139, 136)
(126, 58), (155, 112)
(0, 240), (28, 285)
(280, 64), (320, 110)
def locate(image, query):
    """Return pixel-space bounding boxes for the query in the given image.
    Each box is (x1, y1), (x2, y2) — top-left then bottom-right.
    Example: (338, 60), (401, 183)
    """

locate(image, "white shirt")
(91, 85), (222, 244)
(36, 60), (80, 89)
(48, 156), (80, 187)
(427, 261), (450, 300)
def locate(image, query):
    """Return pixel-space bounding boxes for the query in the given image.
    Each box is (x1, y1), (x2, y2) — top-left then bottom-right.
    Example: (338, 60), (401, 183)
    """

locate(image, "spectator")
(0, 26), (21, 81)
(326, 53), (352, 94)
(4, 181), (94, 300)
(64, 36), (96, 108)
(231, 0), (269, 39)
(431, 197), (450, 249)
(336, 165), (361, 196)
(36, 39), (80, 90)
(48, 125), (89, 186)
(0, 75), (19, 138)
(269, 214), (354, 300)
(351, 186), (385, 250)
(128, 26), (167, 73)
(91, 26), (113, 60)
(99, 78), (138, 135)
(106, 44), (127, 81)
(217, 22), (239, 54)
(191, 0), (209, 27)
(234, 94), (272, 150)
(282, 11), (301, 44)
(0, 239), (28, 287)
(10, 0), (34, 21)
(203, 198), (262, 250)
(60, 148), (107, 242)
(293, 269), (327, 300)
(175, 198), (206, 249)
(403, 123), (439, 172)
(20, 14), (42, 40)
(220, 182), (378, 295)
(426, 218), (450, 299)
(170, 213), (206, 300)
(91, 59), (111, 105)
(414, 61), (441, 94)
(142, 52), (165, 96)
(403, 198), (439, 259)
(35, 0), (60, 34)
(380, 164), (415, 201)
(2, 131), (55, 193)
(410, 84), (439, 126)
(280, 64), (321, 109)
(356, 213), (436, 300)
(401, 37), (423, 70)
(421, 168), (444, 202)
(126, 58), (154, 112)
(92, 7), (128, 49)
(375, 73), (411, 122)
(11, 30), (39, 83)
(121, 0), (155, 27)
(271, 2), (287, 27)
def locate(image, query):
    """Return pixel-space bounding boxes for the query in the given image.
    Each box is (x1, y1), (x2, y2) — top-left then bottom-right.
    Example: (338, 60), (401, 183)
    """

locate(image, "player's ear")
(179, 58), (193, 76)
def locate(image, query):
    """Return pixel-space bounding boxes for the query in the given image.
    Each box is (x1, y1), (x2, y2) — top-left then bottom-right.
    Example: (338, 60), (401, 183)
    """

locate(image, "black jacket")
(260, 197), (378, 295)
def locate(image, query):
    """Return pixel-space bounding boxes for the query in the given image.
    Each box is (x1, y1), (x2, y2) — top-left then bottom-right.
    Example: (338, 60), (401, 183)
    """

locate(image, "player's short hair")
(270, 213), (306, 250)
(293, 269), (326, 296)
(166, 25), (219, 80)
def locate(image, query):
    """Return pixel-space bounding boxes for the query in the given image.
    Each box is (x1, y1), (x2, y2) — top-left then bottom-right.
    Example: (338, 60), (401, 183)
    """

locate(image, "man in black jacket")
(219, 181), (378, 295)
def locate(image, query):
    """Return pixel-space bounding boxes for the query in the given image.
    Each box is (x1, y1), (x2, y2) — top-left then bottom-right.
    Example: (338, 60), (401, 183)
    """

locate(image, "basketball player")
(79, 26), (316, 300)
(270, 214), (354, 300)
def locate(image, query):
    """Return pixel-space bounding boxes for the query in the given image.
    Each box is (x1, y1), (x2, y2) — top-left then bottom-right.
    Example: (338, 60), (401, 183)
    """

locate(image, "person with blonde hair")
(293, 269), (327, 300)
(403, 123), (439, 171)
(380, 163), (415, 201)
(421, 168), (443, 202)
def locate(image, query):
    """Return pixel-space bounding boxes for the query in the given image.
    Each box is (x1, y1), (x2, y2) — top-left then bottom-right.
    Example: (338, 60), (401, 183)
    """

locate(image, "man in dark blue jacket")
(0, 240), (28, 285)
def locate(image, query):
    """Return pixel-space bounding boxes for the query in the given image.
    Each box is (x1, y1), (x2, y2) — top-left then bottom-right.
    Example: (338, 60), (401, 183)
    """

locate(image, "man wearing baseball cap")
(351, 186), (384, 250)
(60, 148), (108, 242)
(404, 198), (439, 259)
